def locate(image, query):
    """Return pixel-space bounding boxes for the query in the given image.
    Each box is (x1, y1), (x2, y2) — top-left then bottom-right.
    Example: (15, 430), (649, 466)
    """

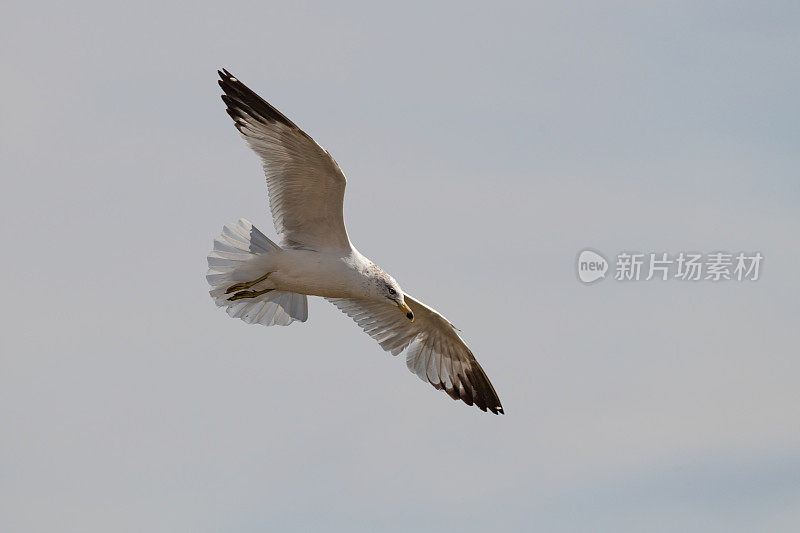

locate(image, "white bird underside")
(207, 69), (503, 414)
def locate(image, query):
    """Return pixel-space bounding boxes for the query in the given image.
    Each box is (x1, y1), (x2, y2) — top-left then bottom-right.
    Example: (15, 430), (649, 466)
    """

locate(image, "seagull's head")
(378, 277), (414, 322)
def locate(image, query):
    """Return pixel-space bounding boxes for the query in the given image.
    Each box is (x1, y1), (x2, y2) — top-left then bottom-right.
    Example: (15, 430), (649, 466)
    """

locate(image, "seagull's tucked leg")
(228, 288), (274, 301)
(225, 271), (273, 294)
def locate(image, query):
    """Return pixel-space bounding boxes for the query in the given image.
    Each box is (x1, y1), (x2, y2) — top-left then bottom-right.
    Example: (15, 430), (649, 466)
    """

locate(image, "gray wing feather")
(219, 69), (351, 251)
(327, 295), (503, 414)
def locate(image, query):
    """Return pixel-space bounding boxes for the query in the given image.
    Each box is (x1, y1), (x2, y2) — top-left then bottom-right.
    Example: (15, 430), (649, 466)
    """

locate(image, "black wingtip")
(483, 403), (504, 415)
(460, 359), (503, 415)
(216, 69), (300, 132)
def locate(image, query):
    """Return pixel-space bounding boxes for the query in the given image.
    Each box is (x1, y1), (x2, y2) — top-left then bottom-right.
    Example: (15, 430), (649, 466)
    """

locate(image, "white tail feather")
(207, 219), (308, 326)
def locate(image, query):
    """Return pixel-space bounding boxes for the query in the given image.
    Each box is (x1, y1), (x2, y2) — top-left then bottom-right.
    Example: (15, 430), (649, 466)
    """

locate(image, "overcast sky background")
(2, 1), (799, 531)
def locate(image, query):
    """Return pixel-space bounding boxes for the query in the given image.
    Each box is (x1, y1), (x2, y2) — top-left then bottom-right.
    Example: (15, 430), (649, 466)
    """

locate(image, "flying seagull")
(207, 69), (503, 414)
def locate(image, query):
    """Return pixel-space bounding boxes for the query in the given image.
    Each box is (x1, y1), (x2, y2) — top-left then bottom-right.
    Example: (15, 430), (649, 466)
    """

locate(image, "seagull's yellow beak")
(396, 300), (414, 322)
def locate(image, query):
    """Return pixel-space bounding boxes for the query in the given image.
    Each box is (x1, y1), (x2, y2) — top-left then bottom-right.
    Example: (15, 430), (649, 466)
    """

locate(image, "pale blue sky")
(2, 1), (799, 531)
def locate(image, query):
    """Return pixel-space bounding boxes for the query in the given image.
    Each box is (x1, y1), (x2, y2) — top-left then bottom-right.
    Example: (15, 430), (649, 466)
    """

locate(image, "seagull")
(207, 69), (503, 414)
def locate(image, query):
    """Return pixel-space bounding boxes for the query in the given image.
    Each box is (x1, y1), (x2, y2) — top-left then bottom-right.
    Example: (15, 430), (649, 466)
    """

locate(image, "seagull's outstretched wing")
(218, 69), (351, 251)
(327, 295), (504, 414)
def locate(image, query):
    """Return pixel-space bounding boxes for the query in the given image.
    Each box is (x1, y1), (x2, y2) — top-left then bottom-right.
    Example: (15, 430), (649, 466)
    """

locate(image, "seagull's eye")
(388, 287), (396, 295)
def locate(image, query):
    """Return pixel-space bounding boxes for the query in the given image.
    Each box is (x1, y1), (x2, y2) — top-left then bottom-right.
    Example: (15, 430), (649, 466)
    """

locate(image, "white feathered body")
(207, 219), (385, 324)
(256, 247), (380, 299)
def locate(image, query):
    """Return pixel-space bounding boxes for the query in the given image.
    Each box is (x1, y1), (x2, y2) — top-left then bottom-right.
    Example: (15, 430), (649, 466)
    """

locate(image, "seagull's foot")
(228, 288), (273, 301)
(225, 272), (272, 294)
